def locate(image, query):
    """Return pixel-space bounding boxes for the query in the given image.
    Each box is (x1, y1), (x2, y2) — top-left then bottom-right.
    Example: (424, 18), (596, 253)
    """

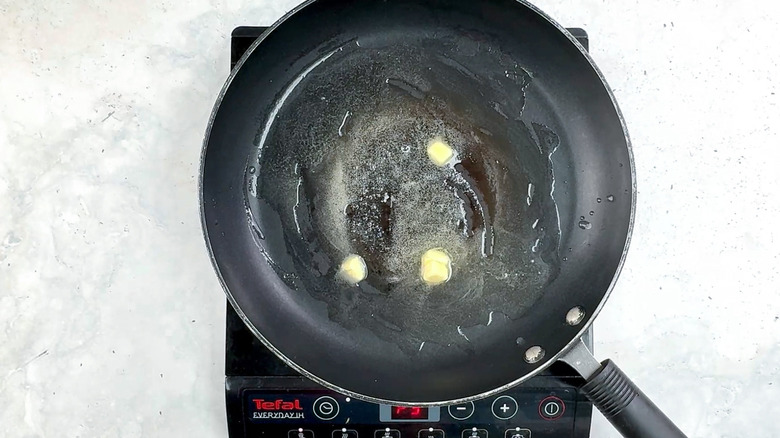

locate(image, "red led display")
(390, 406), (429, 420)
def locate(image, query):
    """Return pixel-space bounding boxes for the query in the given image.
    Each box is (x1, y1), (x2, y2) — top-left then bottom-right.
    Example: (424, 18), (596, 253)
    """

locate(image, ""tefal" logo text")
(252, 399), (304, 411)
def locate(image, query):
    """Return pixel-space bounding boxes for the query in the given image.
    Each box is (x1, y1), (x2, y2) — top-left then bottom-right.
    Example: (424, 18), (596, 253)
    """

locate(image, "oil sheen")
(245, 37), (562, 354)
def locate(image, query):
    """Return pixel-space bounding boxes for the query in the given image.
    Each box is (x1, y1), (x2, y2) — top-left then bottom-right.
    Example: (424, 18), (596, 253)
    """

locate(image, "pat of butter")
(426, 139), (455, 167)
(339, 254), (367, 284)
(420, 248), (452, 286)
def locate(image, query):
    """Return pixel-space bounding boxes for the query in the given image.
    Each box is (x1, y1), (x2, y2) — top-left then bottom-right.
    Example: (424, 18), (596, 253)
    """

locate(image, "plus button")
(491, 396), (518, 420)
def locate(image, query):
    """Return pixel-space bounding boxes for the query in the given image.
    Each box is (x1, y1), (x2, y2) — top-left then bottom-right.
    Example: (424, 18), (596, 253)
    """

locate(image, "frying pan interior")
(202, 0), (632, 403)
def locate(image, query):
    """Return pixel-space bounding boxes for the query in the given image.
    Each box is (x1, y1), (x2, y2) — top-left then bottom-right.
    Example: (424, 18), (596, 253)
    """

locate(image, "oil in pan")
(245, 37), (563, 354)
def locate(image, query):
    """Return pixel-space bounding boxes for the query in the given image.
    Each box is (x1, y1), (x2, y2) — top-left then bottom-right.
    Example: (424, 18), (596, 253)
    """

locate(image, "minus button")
(448, 401), (475, 420)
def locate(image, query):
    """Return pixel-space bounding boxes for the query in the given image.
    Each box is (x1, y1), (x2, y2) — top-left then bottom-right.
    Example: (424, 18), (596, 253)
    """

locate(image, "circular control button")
(313, 396), (340, 420)
(491, 395), (518, 420)
(448, 401), (475, 420)
(539, 396), (565, 420)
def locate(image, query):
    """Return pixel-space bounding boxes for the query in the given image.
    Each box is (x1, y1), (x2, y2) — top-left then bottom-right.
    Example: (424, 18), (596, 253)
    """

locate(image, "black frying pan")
(201, 1), (687, 437)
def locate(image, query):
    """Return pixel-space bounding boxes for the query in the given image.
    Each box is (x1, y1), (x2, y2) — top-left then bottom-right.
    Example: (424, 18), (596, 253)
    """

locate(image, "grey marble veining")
(1, 1), (778, 437)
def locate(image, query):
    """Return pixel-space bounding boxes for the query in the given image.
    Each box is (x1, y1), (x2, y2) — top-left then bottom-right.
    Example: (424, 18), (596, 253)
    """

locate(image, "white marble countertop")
(1, 0), (778, 437)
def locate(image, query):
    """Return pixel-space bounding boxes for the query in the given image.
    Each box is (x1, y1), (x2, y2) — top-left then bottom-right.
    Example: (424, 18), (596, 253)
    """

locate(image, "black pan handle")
(559, 340), (687, 438)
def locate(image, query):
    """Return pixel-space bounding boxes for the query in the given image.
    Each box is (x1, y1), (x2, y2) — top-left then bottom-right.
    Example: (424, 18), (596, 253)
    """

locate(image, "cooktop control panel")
(226, 376), (590, 438)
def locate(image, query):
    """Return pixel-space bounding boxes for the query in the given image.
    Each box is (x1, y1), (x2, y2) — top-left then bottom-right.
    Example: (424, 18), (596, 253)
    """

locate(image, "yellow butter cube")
(426, 139), (455, 167)
(420, 248), (452, 285)
(339, 254), (367, 284)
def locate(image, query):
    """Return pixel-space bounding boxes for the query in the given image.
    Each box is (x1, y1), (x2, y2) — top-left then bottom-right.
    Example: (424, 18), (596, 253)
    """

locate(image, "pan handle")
(559, 339), (687, 438)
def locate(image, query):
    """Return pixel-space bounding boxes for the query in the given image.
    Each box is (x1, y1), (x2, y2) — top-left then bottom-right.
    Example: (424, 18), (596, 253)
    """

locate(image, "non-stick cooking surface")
(248, 34), (564, 350)
(202, 0), (633, 403)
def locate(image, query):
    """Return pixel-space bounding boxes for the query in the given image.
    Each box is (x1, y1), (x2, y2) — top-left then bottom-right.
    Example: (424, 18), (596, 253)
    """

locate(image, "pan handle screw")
(565, 306), (585, 326)
(524, 346), (545, 363)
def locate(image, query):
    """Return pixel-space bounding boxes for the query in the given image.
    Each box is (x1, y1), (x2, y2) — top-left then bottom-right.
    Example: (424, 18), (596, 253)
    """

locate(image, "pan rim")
(199, 0), (636, 406)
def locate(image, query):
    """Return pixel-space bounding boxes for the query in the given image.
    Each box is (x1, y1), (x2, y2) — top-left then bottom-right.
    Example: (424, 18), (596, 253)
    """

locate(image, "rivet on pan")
(524, 346), (545, 364)
(565, 306), (586, 326)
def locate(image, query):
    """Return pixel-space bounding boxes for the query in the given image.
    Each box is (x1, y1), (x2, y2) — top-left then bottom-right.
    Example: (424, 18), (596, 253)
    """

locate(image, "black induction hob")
(225, 26), (593, 438)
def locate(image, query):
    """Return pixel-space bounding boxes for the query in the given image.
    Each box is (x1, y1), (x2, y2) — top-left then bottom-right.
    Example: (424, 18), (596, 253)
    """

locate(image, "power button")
(538, 396), (565, 420)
